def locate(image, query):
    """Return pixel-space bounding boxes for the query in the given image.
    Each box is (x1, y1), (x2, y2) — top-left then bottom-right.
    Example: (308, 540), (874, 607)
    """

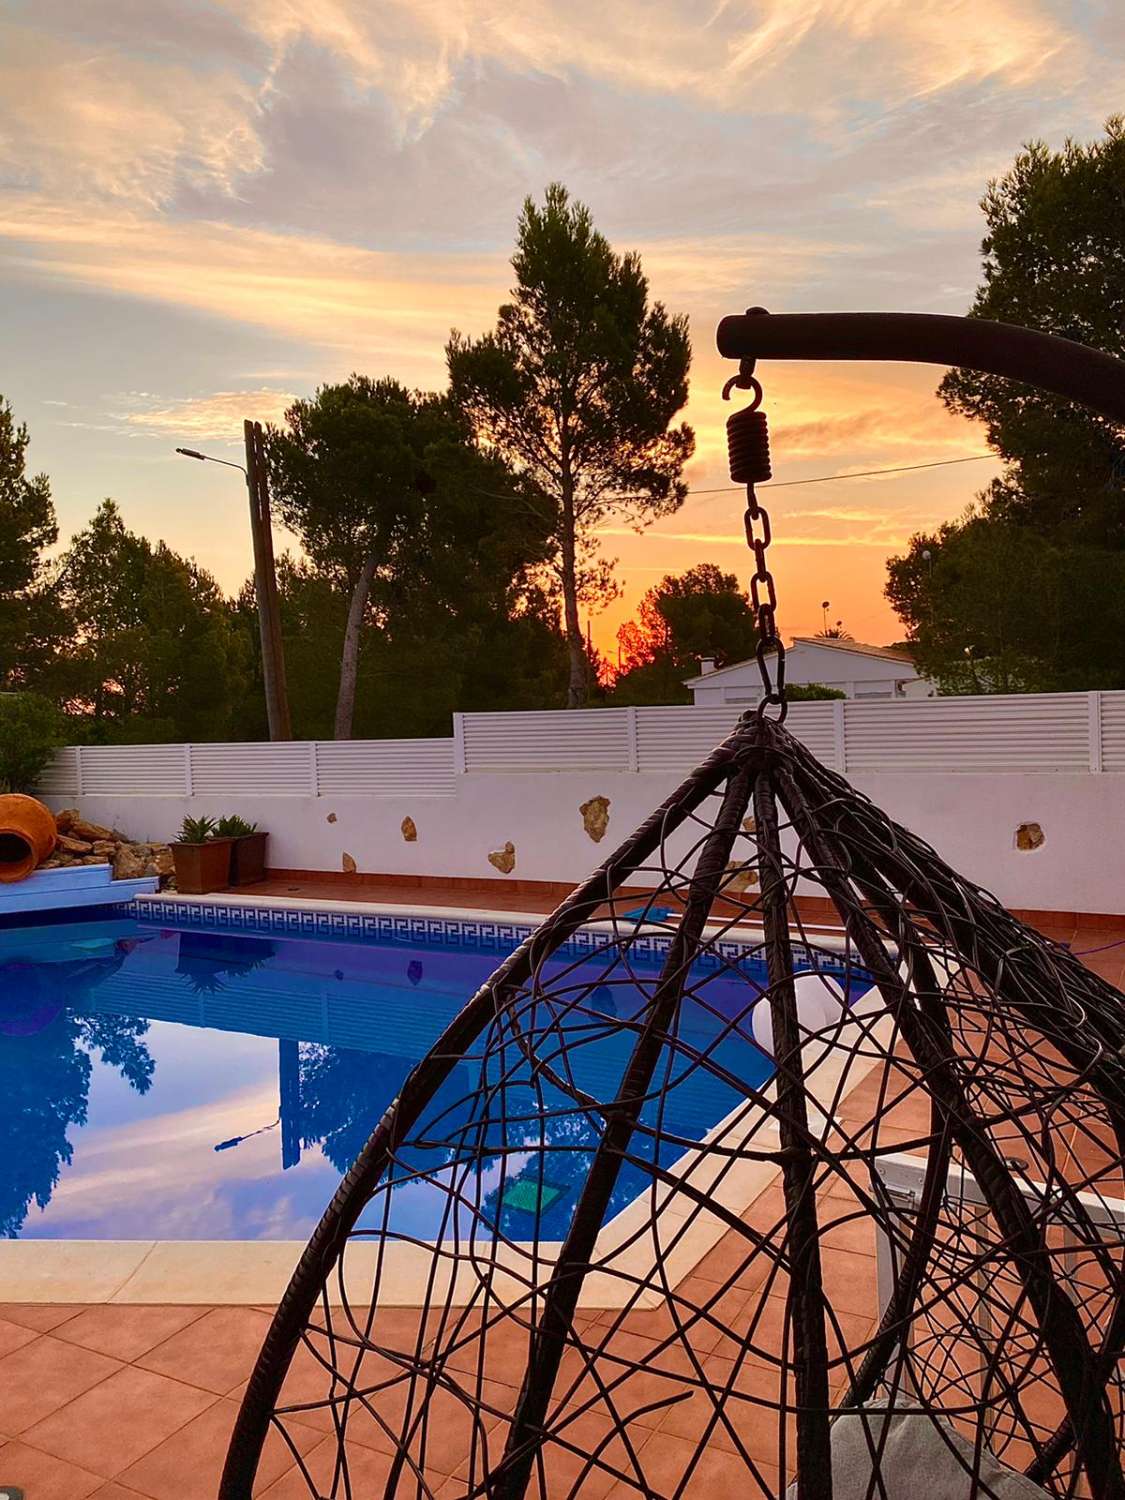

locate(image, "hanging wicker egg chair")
(220, 313), (1125, 1500)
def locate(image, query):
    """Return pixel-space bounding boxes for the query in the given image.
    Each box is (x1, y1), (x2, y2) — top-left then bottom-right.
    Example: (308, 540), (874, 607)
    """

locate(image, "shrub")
(178, 814), (218, 844)
(215, 814), (258, 837)
(0, 692), (64, 793)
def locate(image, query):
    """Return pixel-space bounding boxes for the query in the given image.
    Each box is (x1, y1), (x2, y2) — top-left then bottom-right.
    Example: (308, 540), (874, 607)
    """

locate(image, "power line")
(470, 452), (994, 508)
(685, 452), (993, 497)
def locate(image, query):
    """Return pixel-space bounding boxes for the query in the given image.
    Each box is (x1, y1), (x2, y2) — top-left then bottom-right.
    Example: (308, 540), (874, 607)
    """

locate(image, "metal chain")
(745, 466), (787, 721)
(723, 349), (787, 722)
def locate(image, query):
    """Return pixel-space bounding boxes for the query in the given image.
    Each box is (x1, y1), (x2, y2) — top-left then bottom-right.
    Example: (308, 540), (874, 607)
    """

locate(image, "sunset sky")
(2, 0), (1120, 651)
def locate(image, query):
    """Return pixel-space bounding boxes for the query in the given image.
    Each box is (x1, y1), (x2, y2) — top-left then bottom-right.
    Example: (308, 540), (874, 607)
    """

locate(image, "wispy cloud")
(0, 25), (263, 208)
(223, 0), (1075, 123)
(118, 389), (298, 441)
(0, 197), (506, 375)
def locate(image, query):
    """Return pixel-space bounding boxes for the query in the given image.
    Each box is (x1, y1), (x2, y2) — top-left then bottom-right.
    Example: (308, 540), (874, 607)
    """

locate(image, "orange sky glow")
(1, 0), (1115, 657)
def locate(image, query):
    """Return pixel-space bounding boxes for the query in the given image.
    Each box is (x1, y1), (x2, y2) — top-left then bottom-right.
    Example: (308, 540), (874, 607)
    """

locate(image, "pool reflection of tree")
(175, 932), (277, 993)
(0, 948), (155, 1237)
(291, 986), (634, 1242)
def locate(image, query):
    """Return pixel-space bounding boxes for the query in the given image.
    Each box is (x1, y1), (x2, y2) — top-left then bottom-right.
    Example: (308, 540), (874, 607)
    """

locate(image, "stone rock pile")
(39, 808), (176, 887)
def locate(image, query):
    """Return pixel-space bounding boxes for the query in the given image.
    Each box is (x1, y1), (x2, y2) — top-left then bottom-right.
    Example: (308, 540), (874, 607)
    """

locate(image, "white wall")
(45, 765), (1125, 916)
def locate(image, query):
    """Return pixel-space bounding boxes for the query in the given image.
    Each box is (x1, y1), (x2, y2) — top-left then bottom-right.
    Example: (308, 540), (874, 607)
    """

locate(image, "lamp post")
(176, 423), (292, 740)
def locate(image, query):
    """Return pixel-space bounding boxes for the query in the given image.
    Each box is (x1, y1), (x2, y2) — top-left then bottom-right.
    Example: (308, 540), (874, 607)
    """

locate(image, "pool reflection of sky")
(0, 913), (854, 1242)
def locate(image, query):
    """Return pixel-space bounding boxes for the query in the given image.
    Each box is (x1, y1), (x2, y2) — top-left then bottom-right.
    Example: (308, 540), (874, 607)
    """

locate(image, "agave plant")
(215, 815), (258, 838)
(177, 814), (218, 844)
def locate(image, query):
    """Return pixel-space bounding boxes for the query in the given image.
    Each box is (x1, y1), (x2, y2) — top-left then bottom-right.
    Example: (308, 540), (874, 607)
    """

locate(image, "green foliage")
(609, 564), (757, 705)
(0, 396), (69, 690)
(215, 814), (257, 837)
(265, 381), (558, 736)
(888, 121), (1125, 691)
(887, 514), (1125, 693)
(939, 120), (1125, 549)
(448, 184), (694, 706)
(0, 690), (64, 792)
(48, 500), (248, 741)
(178, 814), (218, 844)
(785, 683), (847, 701)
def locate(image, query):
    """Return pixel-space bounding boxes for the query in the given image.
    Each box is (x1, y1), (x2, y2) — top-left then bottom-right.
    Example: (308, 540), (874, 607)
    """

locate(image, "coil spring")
(727, 405), (771, 486)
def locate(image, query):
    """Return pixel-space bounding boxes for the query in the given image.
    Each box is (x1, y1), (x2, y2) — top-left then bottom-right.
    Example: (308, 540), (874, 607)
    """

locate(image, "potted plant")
(170, 815), (233, 895)
(216, 814), (269, 887)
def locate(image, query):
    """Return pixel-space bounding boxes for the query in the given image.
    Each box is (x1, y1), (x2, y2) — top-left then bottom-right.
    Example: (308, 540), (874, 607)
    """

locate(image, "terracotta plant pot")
(0, 793), (58, 882)
(170, 837), (233, 896)
(229, 830), (268, 887)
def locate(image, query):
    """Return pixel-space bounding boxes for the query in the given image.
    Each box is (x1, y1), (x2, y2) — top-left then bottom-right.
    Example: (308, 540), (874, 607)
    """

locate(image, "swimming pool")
(0, 904), (862, 1243)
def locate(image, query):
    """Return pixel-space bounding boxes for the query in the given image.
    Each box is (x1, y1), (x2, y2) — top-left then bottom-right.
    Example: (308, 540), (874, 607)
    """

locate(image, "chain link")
(745, 485), (786, 719)
(724, 353), (786, 721)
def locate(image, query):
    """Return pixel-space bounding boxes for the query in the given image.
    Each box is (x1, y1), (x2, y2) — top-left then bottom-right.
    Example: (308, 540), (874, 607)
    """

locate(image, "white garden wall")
(38, 764), (1125, 918)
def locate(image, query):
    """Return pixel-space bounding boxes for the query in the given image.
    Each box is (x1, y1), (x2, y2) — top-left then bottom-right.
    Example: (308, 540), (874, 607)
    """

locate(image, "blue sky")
(1, 0), (1120, 646)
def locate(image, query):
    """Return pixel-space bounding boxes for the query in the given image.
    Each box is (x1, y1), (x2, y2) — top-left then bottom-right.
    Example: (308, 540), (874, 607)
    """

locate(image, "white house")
(683, 637), (935, 706)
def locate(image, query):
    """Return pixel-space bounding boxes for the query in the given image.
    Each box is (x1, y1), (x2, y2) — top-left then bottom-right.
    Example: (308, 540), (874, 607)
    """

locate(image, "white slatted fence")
(36, 692), (1125, 796)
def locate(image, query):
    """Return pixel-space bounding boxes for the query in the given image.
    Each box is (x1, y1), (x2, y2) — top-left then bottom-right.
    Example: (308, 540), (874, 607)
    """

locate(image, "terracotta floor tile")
(0, 1304), (87, 1333)
(0, 1438), (104, 1499)
(90, 1487), (148, 1499)
(118, 1395), (318, 1500)
(257, 1435), (401, 1497)
(0, 1319), (37, 1360)
(0, 1332), (121, 1435)
(521, 1408), (654, 1500)
(608, 1426), (765, 1497)
(55, 1305), (211, 1364)
(137, 1306), (272, 1395)
(23, 1364), (217, 1477)
(398, 1377), (511, 1480)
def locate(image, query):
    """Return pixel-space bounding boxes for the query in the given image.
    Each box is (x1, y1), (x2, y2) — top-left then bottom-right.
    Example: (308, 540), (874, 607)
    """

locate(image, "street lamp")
(821, 600), (830, 633)
(176, 447), (246, 475)
(175, 426), (291, 740)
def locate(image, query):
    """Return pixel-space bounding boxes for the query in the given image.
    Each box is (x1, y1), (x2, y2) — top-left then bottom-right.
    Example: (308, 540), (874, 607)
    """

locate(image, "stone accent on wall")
(1016, 822), (1045, 851)
(342, 851), (357, 874)
(488, 841), (516, 875)
(723, 859), (759, 894)
(401, 816), (418, 842)
(579, 795), (610, 843)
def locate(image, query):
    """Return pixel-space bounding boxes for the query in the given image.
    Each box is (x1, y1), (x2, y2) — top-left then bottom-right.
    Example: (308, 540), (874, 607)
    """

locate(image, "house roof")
(682, 637), (917, 686)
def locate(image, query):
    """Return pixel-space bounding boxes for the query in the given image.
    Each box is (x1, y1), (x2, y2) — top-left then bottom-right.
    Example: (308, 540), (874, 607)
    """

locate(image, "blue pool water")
(0, 908), (859, 1242)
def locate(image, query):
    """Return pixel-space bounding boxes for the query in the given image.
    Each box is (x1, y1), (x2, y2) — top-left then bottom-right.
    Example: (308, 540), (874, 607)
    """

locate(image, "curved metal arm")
(716, 311), (1125, 424)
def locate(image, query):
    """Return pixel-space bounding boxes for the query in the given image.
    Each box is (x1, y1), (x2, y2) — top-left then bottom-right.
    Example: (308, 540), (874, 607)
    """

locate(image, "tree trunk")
(560, 482), (586, 709)
(334, 553), (377, 740)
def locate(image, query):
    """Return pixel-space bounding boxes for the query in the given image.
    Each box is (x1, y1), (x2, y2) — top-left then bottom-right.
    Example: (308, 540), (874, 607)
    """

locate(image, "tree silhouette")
(0, 952), (154, 1236)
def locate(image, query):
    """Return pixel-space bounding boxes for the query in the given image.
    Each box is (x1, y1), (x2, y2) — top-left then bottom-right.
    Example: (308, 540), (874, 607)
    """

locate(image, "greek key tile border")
(121, 895), (853, 979)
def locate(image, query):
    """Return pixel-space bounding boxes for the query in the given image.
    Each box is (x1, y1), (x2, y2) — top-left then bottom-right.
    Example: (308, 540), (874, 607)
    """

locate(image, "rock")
(723, 858), (759, 894)
(113, 844), (148, 880)
(326, 812), (338, 824)
(68, 817), (114, 842)
(579, 795), (610, 843)
(39, 857), (63, 869)
(401, 816), (417, 843)
(1016, 821), (1045, 852)
(82, 855), (109, 865)
(488, 841), (516, 875)
(342, 851), (357, 874)
(152, 846), (174, 877)
(57, 834), (93, 854)
(91, 840), (117, 856)
(54, 808), (79, 832)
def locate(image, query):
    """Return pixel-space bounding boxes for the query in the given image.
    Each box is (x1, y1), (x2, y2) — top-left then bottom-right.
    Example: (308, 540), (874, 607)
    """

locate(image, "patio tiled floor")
(2, 905), (1123, 1495)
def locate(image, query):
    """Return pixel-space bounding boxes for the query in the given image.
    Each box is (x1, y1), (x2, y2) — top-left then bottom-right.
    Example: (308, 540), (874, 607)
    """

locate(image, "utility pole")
(243, 420), (292, 740)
